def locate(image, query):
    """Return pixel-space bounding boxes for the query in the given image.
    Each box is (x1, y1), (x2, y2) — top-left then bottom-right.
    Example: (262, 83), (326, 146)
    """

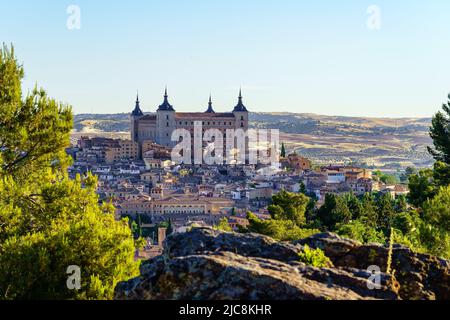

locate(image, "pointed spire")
(132, 91), (144, 117)
(157, 86), (175, 111)
(206, 94), (215, 113)
(233, 88), (248, 112)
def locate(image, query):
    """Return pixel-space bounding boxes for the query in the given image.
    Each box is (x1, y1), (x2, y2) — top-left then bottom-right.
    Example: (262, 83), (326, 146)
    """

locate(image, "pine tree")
(280, 143), (286, 158)
(0, 45), (139, 300)
(428, 93), (450, 164)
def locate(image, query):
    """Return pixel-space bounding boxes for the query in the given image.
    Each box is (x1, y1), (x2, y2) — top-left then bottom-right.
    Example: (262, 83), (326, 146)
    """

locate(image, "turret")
(130, 92), (143, 142)
(156, 87), (176, 147)
(233, 89), (249, 130)
(205, 94), (215, 113)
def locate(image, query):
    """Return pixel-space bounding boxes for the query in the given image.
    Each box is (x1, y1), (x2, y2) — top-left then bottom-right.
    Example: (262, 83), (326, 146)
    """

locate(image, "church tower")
(130, 92), (143, 143)
(233, 89), (249, 131)
(232, 89), (249, 164)
(156, 88), (176, 147)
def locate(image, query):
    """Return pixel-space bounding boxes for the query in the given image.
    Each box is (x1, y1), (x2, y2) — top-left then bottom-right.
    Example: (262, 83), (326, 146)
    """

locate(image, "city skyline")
(1, 0), (450, 117)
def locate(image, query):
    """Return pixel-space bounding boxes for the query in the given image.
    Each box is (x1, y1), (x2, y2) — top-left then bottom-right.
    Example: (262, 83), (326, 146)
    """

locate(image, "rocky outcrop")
(115, 228), (449, 300)
(296, 232), (450, 300)
(115, 228), (406, 300)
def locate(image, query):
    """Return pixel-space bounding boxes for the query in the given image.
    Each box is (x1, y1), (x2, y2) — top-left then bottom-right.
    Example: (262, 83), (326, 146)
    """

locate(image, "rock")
(164, 227), (303, 263)
(115, 228), (401, 300)
(295, 232), (361, 259)
(116, 251), (395, 300)
(299, 233), (450, 300)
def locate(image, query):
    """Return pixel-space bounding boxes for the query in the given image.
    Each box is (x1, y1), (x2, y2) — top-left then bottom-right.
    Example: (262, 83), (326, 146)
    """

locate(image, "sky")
(1, 0), (450, 117)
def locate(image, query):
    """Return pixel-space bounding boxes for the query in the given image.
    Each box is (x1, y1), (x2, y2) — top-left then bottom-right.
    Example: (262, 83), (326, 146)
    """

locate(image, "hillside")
(72, 112), (434, 169)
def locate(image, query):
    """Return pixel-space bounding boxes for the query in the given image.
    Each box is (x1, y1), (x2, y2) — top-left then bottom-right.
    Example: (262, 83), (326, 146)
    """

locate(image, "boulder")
(164, 227), (303, 263)
(115, 228), (401, 300)
(298, 233), (450, 300)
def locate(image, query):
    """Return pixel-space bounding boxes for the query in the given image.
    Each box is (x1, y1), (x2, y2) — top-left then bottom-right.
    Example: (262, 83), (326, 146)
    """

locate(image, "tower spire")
(233, 87), (248, 112)
(157, 86), (175, 111)
(205, 93), (215, 113)
(131, 91), (144, 116)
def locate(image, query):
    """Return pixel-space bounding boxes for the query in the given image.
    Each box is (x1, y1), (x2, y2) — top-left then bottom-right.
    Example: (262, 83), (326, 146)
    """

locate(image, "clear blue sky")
(1, 0), (449, 117)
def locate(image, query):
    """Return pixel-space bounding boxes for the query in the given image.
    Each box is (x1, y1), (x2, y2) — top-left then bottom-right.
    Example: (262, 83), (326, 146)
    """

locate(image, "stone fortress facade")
(130, 88), (249, 159)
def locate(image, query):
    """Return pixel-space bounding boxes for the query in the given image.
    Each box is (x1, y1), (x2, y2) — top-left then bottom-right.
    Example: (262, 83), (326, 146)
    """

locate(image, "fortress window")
(166, 115), (169, 120)
(241, 116), (244, 121)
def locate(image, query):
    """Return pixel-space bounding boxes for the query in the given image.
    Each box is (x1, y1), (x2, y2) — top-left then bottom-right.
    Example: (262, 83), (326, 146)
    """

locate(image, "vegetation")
(427, 93), (450, 164)
(241, 93), (450, 259)
(214, 217), (233, 232)
(280, 143), (287, 158)
(245, 212), (319, 241)
(0, 45), (140, 299)
(372, 170), (399, 185)
(298, 245), (332, 268)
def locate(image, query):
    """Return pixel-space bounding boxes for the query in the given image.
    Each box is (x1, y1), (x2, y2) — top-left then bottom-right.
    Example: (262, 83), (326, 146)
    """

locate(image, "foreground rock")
(115, 228), (404, 300)
(296, 232), (450, 300)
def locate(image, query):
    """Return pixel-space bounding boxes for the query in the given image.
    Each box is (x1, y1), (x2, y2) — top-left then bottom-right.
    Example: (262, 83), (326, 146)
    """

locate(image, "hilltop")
(72, 112), (433, 170)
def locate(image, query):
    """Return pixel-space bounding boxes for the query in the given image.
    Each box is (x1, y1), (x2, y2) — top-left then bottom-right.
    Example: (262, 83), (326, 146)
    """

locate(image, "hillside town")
(66, 132), (409, 259)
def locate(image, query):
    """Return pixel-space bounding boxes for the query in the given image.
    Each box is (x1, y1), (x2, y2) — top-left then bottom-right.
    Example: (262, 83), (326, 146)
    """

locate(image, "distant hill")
(73, 112), (434, 170)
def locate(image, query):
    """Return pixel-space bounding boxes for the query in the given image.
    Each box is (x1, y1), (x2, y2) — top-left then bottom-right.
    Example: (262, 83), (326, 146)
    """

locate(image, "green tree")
(0, 45), (139, 299)
(400, 167), (416, 184)
(359, 193), (378, 227)
(337, 220), (385, 244)
(394, 195), (408, 213)
(316, 194), (352, 231)
(299, 182), (307, 195)
(214, 217), (232, 232)
(433, 161), (450, 187)
(245, 212), (319, 241)
(280, 143), (286, 158)
(428, 93), (450, 164)
(268, 189), (309, 227)
(344, 193), (363, 220)
(407, 169), (437, 208)
(376, 193), (396, 230)
(422, 186), (450, 232)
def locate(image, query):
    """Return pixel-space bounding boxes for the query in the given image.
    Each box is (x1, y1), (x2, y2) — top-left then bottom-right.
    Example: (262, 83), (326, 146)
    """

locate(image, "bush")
(298, 245), (332, 268)
(337, 220), (385, 244)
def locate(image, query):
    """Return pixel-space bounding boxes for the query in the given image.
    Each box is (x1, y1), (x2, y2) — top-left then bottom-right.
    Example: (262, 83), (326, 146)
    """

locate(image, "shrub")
(298, 245), (332, 268)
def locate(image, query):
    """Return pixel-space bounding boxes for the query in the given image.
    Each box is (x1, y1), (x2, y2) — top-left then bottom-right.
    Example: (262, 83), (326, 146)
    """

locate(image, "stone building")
(130, 88), (249, 159)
